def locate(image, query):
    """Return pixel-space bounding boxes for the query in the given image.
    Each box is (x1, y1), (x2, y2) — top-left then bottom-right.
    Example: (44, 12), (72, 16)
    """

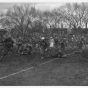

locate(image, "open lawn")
(0, 47), (88, 85)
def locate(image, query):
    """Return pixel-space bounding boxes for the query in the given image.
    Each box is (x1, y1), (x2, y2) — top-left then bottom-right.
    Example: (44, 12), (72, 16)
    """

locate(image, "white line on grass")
(0, 50), (77, 80)
(0, 67), (34, 80)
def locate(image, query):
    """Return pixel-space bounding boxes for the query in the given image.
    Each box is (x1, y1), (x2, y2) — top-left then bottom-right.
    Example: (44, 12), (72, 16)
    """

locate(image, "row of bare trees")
(0, 3), (88, 37)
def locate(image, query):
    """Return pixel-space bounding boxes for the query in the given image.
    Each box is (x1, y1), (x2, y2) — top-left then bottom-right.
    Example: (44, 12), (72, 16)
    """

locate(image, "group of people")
(0, 34), (86, 59)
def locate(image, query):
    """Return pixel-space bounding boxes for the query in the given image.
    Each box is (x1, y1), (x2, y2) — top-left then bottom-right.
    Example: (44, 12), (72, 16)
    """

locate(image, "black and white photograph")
(0, 0), (88, 86)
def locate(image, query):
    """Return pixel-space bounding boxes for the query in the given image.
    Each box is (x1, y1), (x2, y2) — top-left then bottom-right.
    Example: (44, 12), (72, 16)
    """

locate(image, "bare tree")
(0, 4), (39, 37)
(60, 3), (88, 28)
(1, 2), (88, 37)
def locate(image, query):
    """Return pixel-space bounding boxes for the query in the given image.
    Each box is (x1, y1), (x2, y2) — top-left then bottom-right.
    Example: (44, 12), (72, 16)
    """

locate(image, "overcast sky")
(0, 0), (87, 12)
(0, 3), (64, 12)
(35, 3), (64, 11)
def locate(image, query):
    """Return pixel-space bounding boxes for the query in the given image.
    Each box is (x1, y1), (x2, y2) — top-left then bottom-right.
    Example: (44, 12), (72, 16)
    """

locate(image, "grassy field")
(0, 47), (88, 85)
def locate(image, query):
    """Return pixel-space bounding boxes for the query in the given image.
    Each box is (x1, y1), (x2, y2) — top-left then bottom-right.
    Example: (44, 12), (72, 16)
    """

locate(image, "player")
(40, 37), (48, 59)
(1, 36), (14, 58)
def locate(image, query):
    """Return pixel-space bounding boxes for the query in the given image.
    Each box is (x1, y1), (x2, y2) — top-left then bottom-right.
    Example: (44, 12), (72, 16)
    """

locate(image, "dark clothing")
(54, 39), (58, 44)
(1, 38), (14, 57)
(32, 40), (36, 47)
(40, 39), (48, 57)
(40, 39), (48, 49)
(60, 42), (66, 48)
(2, 38), (14, 48)
(24, 44), (32, 54)
(77, 41), (83, 49)
(60, 41), (67, 54)
(54, 39), (58, 47)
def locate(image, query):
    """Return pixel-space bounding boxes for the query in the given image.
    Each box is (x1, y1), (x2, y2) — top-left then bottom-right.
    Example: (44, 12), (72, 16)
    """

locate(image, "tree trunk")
(85, 22), (87, 28)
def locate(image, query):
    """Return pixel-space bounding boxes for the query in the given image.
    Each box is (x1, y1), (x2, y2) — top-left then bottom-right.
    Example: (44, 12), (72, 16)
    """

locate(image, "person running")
(16, 40), (23, 54)
(54, 37), (58, 48)
(81, 36), (86, 48)
(31, 39), (36, 52)
(59, 39), (67, 57)
(77, 39), (84, 51)
(40, 37), (48, 59)
(60, 39), (67, 52)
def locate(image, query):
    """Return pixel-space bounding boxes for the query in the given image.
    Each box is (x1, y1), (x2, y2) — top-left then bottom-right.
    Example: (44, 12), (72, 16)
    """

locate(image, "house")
(51, 28), (68, 34)
(72, 27), (88, 35)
